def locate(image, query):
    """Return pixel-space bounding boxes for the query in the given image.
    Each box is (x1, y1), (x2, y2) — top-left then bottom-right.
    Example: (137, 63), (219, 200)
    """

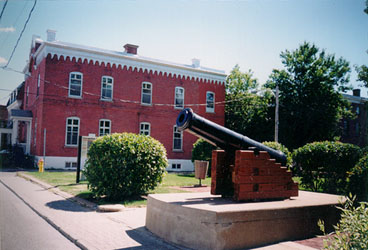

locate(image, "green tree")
(356, 1), (368, 87)
(266, 42), (352, 149)
(225, 65), (274, 142)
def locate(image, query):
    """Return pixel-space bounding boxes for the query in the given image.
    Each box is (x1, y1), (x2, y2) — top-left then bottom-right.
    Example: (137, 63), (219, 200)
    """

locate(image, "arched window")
(65, 117), (80, 146)
(101, 76), (113, 100)
(174, 87), (184, 109)
(69, 72), (83, 98)
(206, 91), (215, 113)
(141, 82), (152, 105)
(140, 122), (151, 136)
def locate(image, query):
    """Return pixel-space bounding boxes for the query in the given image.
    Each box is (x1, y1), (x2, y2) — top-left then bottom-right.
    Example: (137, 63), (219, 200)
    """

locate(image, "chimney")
(353, 89), (361, 97)
(192, 58), (200, 68)
(46, 29), (56, 42)
(124, 44), (139, 55)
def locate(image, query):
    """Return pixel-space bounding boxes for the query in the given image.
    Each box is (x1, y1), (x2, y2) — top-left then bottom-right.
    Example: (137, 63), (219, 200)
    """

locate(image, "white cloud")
(0, 27), (15, 32)
(0, 57), (8, 65)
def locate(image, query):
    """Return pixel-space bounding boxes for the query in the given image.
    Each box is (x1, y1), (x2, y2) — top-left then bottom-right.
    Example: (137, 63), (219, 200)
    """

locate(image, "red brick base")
(211, 150), (298, 201)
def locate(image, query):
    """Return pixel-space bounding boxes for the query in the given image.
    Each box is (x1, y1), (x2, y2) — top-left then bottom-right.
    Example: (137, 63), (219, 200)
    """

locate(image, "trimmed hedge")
(293, 141), (361, 194)
(348, 154), (368, 201)
(84, 133), (168, 201)
(262, 141), (292, 167)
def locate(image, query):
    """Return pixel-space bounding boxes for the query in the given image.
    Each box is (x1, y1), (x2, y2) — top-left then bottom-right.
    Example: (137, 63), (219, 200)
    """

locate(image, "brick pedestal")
(211, 150), (298, 201)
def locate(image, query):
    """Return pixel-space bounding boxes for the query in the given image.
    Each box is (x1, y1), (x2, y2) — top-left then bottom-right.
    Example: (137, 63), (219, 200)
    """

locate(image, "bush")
(262, 141), (292, 168)
(293, 141), (361, 194)
(0, 144), (35, 169)
(84, 133), (168, 201)
(347, 154), (368, 202)
(319, 195), (368, 250)
(191, 138), (216, 177)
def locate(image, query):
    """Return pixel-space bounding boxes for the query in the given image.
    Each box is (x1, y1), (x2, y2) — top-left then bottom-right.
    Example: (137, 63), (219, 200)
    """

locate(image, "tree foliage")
(225, 65), (274, 142)
(266, 42), (352, 149)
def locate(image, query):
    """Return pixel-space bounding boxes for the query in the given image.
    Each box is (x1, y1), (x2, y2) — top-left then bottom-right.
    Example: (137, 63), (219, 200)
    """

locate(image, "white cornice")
(34, 41), (226, 84)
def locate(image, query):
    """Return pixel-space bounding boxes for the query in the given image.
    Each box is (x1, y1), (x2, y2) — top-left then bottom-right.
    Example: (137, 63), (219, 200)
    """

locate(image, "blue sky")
(0, 0), (367, 104)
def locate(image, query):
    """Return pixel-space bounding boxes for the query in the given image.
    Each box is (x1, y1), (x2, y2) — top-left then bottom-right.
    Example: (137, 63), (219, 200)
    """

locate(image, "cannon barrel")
(176, 108), (287, 166)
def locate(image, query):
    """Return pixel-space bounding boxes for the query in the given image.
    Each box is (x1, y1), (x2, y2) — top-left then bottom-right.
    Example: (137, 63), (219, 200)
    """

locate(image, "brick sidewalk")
(1, 171), (325, 250)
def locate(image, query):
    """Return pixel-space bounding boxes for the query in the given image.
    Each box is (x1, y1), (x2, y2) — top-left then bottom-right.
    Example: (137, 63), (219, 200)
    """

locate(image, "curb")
(16, 172), (97, 210)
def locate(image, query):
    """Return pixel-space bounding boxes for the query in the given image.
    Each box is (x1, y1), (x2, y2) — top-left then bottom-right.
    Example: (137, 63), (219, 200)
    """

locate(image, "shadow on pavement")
(45, 200), (91, 212)
(116, 227), (184, 250)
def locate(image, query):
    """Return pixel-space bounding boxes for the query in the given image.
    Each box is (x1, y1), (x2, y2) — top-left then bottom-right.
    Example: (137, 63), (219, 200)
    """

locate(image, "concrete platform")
(145, 191), (343, 250)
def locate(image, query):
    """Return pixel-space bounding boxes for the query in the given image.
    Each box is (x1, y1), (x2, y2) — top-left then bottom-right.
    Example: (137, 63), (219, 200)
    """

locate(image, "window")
(173, 125), (183, 151)
(69, 72), (83, 97)
(206, 91), (215, 113)
(65, 162), (77, 168)
(174, 87), (184, 109)
(101, 76), (113, 100)
(26, 86), (29, 105)
(355, 122), (360, 136)
(37, 74), (40, 97)
(140, 122), (150, 136)
(172, 163), (181, 169)
(65, 117), (79, 146)
(141, 82), (152, 105)
(356, 106), (360, 115)
(343, 120), (349, 136)
(99, 119), (111, 136)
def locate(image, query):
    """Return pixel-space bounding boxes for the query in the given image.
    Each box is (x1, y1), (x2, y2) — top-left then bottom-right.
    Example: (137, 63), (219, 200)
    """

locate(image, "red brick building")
(13, 30), (226, 170)
(341, 89), (368, 147)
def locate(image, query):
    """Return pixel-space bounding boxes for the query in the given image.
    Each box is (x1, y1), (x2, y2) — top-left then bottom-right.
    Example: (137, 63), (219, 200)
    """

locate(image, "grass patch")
(25, 171), (211, 207)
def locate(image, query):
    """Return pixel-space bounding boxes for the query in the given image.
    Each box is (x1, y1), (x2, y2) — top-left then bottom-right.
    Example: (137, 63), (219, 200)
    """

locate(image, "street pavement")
(0, 175), (80, 250)
(0, 171), (181, 250)
(0, 171), (322, 250)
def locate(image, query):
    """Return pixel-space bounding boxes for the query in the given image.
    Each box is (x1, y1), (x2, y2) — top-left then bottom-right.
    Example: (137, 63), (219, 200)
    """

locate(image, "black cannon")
(176, 108), (286, 166)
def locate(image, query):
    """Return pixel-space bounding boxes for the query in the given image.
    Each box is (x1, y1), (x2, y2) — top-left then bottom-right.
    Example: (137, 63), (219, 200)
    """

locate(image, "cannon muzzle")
(176, 108), (287, 166)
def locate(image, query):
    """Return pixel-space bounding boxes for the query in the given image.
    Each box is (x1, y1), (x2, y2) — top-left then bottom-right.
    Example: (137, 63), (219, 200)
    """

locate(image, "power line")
(0, 0), (8, 23)
(3, 0), (37, 68)
(1, 66), (238, 107)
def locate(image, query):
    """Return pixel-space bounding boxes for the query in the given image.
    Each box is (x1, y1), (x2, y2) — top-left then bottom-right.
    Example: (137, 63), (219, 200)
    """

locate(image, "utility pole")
(275, 84), (279, 142)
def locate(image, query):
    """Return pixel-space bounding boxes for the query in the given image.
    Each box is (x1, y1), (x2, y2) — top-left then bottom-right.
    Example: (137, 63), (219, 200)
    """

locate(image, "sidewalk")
(0, 171), (324, 250)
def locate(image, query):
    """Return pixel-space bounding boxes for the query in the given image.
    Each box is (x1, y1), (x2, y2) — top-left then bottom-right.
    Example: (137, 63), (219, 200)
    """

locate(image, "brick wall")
(26, 54), (225, 161)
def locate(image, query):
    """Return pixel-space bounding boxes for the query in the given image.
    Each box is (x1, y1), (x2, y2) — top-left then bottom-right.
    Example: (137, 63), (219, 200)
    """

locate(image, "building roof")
(30, 37), (227, 84)
(10, 109), (32, 118)
(342, 93), (368, 104)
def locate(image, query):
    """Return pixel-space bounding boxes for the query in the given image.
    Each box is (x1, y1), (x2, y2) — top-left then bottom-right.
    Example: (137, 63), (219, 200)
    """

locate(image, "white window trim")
(141, 81), (152, 105)
(68, 72), (83, 98)
(37, 73), (40, 97)
(99, 119), (111, 136)
(101, 76), (113, 101)
(173, 125), (183, 151)
(139, 122), (151, 136)
(65, 117), (80, 146)
(174, 86), (185, 109)
(206, 91), (215, 113)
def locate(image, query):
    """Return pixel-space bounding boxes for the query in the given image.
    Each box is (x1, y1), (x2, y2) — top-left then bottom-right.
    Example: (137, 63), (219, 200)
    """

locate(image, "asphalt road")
(0, 173), (80, 250)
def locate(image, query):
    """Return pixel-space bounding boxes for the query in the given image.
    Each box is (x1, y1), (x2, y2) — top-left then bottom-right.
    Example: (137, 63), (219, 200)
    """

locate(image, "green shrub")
(1, 144), (35, 169)
(319, 195), (368, 250)
(84, 133), (168, 201)
(191, 138), (216, 177)
(293, 141), (361, 194)
(262, 141), (292, 167)
(348, 154), (368, 202)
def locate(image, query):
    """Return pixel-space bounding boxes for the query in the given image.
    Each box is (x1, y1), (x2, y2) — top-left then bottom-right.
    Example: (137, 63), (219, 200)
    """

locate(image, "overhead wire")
(3, 0), (37, 68)
(0, 66), (252, 108)
(0, 0), (8, 22)
(0, 1), (29, 51)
